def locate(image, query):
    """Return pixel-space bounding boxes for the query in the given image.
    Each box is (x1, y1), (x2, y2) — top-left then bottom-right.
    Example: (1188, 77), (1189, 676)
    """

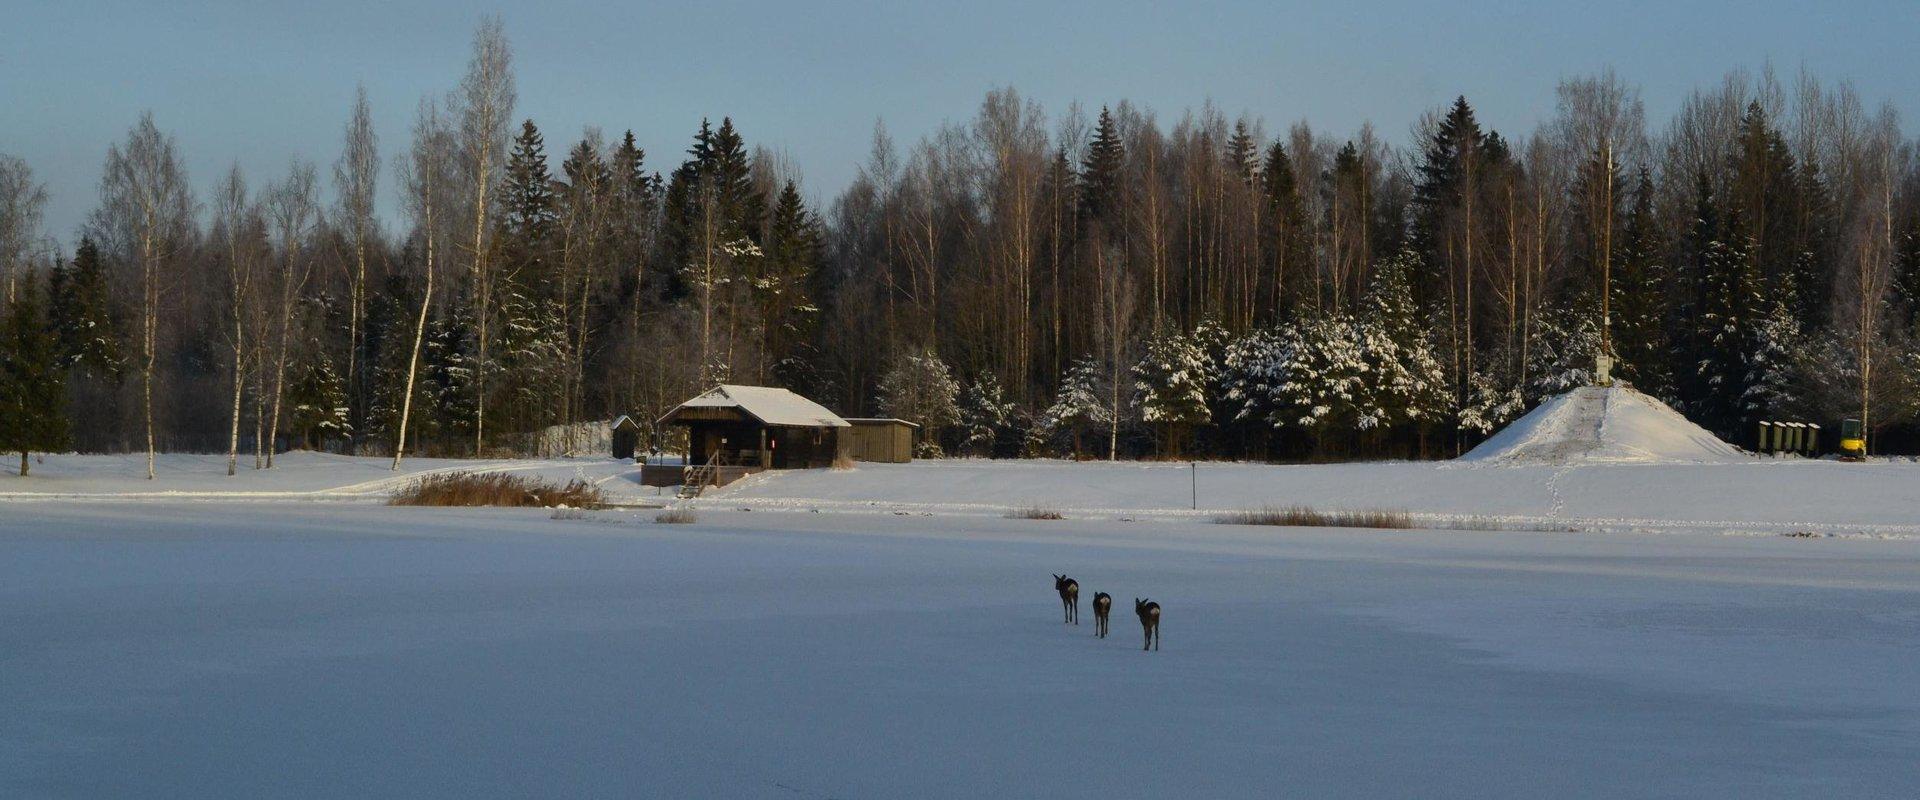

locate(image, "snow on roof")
(662, 385), (850, 428)
(1460, 385), (1747, 465)
(843, 417), (921, 428)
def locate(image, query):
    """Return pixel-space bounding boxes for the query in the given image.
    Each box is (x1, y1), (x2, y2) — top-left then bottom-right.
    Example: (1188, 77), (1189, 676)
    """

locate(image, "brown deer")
(1052, 574), (1079, 624)
(1092, 592), (1112, 638)
(1135, 598), (1160, 651)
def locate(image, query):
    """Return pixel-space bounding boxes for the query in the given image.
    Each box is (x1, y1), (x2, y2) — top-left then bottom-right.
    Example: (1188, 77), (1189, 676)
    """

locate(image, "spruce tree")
(1261, 141), (1311, 318)
(709, 117), (765, 243)
(47, 237), (120, 377)
(286, 343), (350, 451)
(1693, 207), (1764, 438)
(762, 181), (824, 375)
(1612, 169), (1673, 397)
(1080, 107), (1124, 227)
(1744, 299), (1809, 425)
(500, 120), (557, 290)
(0, 272), (68, 475)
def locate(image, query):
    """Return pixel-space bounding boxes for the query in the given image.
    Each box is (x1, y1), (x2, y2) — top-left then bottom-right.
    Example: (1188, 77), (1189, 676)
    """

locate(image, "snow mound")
(1461, 385), (1748, 465)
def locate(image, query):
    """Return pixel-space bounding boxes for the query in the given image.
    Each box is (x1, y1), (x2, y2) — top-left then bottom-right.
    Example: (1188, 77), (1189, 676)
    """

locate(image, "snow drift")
(1460, 385), (1747, 465)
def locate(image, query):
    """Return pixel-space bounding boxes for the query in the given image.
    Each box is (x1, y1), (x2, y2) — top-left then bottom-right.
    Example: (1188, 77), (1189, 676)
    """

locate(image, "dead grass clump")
(832, 452), (857, 471)
(1215, 505), (1411, 529)
(655, 507), (699, 524)
(390, 471), (607, 509)
(1007, 506), (1066, 520)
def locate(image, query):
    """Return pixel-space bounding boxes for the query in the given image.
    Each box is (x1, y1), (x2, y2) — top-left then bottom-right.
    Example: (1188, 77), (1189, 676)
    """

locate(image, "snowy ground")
(5, 453), (1920, 795)
(3, 502), (1916, 798)
(717, 457), (1920, 538)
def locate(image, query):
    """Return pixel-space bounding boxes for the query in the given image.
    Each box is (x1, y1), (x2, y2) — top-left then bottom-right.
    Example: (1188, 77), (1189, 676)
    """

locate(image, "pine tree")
(1219, 326), (1292, 437)
(0, 272), (68, 475)
(1360, 249), (1449, 450)
(957, 373), (1014, 457)
(1275, 315), (1368, 454)
(1132, 327), (1211, 457)
(1039, 355), (1111, 458)
(1458, 369), (1525, 437)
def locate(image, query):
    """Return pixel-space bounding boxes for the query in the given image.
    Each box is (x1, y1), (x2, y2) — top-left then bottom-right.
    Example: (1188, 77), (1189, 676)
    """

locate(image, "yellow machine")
(1839, 418), (1865, 461)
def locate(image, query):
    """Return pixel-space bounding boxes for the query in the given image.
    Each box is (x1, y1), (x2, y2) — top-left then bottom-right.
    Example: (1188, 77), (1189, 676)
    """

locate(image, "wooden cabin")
(844, 418), (919, 463)
(642, 385), (851, 488)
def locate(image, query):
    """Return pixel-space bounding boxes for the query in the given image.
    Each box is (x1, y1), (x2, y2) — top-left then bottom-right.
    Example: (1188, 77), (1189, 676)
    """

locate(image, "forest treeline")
(4, 19), (1920, 475)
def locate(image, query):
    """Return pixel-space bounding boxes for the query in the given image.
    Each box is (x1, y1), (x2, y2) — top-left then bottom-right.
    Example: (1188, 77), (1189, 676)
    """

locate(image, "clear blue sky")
(3, 0), (1916, 246)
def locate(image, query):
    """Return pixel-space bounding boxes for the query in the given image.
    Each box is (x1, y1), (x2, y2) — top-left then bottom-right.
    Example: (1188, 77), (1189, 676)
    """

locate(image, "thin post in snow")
(1191, 461), (1197, 510)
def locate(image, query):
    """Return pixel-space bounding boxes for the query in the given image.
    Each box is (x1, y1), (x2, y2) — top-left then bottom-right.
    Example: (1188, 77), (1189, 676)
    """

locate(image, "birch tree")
(393, 99), (456, 470)
(93, 113), (193, 479)
(263, 160), (318, 467)
(213, 166), (265, 475)
(0, 155), (48, 304)
(334, 85), (379, 443)
(451, 16), (515, 454)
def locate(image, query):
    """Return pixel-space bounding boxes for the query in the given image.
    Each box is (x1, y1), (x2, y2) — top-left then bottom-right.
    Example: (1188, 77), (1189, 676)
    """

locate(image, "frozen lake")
(4, 501), (1916, 797)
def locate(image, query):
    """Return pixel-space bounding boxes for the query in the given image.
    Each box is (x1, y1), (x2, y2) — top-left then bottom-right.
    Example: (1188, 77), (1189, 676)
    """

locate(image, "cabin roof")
(843, 417), (922, 428)
(659, 385), (851, 428)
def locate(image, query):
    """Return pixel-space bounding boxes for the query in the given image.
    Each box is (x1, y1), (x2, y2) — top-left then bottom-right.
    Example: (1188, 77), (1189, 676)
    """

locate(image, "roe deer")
(1135, 598), (1160, 651)
(1053, 574), (1079, 624)
(1092, 592), (1112, 638)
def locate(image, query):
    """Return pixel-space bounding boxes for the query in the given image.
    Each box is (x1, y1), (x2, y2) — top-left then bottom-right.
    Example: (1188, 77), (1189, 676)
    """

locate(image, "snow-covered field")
(3, 501), (1916, 797)
(4, 450), (1920, 796)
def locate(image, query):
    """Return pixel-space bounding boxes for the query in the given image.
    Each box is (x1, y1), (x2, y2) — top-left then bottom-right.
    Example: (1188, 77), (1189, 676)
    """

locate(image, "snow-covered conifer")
(1133, 328), (1211, 456)
(877, 349), (959, 456)
(1039, 355), (1111, 458)
(957, 373), (1014, 457)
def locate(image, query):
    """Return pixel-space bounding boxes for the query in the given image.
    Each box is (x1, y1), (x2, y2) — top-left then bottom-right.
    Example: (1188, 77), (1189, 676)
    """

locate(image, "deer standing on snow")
(1092, 592), (1112, 638)
(1053, 574), (1079, 624)
(1135, 598), (1160, 651)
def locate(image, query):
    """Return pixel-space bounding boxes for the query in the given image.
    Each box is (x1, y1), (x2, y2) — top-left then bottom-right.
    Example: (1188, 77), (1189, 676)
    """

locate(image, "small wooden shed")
(610, 415), (642, 460)
(844, 418), (919, 463)
(643, 385), (852, 488)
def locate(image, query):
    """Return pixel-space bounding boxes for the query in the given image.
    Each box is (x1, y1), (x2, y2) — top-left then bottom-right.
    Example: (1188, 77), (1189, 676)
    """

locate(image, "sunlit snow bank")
(1460, 385), (1747, 465)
